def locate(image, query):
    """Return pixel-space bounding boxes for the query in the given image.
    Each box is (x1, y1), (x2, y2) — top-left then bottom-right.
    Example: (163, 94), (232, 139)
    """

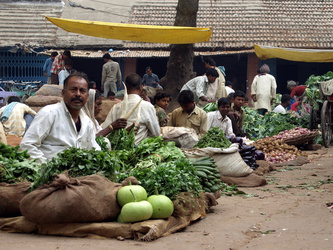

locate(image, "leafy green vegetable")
(106, 128), (135, 150)
(304, 71), (333, 110)
(202, 102), (218, 113)
(31, 147), (120, 189)
(95, 136), (109, 151)
(242, 107), (307, 140)
(0, 143), (40, 183)
(194, 127), (231, 149)
(117, 158), (203, 199)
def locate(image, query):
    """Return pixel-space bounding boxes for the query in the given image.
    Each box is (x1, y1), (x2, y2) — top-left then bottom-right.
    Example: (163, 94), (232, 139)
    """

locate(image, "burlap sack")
(95, 99), (120, 124)
(20, 174), (123, 224)
(0, 182), (31, 217)
(24, 95), (62, 107)
(1, 191), (209, 241)
(183, 144), (253, 177)
(35, 84), (63, 96)
(143, 86), (159, 99)
(161, 126), (199, 149)
(221, 173), (267, 187)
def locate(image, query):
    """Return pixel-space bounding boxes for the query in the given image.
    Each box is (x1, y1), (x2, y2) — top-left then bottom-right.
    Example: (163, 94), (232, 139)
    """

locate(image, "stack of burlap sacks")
(24, 84), (121, 124)
(24, 84), (64, 113)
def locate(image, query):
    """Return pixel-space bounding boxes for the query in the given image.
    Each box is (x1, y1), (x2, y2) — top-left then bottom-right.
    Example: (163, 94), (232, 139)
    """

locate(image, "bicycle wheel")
(321, 100), (332, 148)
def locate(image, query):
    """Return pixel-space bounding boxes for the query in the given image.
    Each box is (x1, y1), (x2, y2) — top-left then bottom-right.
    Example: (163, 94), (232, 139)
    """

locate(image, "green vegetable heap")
(194, 127), (231, 149)
(0, 143), (39, 183)
(117, 137), (203, 199)
(242, 107), (307, 140)
(303, 71), (333, 110)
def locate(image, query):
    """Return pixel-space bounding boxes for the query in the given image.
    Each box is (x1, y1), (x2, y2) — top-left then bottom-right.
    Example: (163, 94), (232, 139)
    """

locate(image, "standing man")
(204, 57), (228, 99)
(50, 50), (71, 85)
(20, 71), (100, 163)
(0, 96), (36, 137)
(101, 53), (122, 97)
(102, 73), (160, 144)
(251, 64), (277, 115)
(142, 66), (163, 89)
(168, 90), (208, 137)
(181, 68), (219, 107)
(43, 51), (58, 84)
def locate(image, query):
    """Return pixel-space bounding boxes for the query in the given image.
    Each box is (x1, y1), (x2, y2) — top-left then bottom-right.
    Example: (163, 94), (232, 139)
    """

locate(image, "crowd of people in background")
(0, 51), (307, 160)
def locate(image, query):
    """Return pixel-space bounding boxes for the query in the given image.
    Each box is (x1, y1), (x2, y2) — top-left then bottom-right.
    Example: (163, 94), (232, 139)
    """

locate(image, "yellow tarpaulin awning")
(254, 44), (333, 63)
(46, 16), (212, 44)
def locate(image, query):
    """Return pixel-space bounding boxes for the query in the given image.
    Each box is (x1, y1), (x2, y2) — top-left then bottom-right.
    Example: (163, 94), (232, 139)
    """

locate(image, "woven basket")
(283, 130), (320, 146)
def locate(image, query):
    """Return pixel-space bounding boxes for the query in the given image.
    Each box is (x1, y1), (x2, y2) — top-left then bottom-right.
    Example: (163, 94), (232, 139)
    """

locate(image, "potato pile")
(253, 137), (305, 163)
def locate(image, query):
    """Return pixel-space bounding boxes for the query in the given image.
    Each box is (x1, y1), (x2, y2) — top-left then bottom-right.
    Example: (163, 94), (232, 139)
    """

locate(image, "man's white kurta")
(251, 74), (277, 111)
(102, 94), (160, 144)
(20, 100), (100, 162)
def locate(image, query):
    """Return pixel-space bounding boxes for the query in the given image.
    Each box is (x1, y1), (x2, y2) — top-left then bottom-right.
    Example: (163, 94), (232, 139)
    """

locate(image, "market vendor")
(168, 90), (208, 137)
(207, 97), (235, 138)
(180, 68), (219, 107)
(20, 72), (101, 163)
(102, 73), (160, 144)
(287, 80), (306, 101)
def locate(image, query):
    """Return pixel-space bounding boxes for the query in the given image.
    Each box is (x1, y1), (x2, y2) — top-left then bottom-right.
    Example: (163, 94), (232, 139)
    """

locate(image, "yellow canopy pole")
(254, 44), (333, 63)
(46, 16), (212, 44)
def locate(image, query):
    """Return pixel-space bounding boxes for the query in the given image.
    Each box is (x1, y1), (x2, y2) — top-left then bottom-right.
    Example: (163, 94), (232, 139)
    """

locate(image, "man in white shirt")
(102, 73), (160, 144)
(20, 72), (100, 163)
(181, 68), (219, 105)
(273, 94), (291, 114)
(207, 97), (235, 138)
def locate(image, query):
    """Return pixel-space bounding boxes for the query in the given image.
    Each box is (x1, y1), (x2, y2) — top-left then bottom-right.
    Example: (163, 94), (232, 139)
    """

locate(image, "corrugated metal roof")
(124, 0), (333, 50)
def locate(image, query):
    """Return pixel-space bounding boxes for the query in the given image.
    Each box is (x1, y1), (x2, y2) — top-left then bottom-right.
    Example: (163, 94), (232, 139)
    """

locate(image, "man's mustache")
(71, 96), (83, 102)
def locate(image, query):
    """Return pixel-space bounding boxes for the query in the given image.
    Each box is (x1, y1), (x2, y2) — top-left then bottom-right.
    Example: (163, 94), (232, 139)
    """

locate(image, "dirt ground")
(1, 147), (333, 250)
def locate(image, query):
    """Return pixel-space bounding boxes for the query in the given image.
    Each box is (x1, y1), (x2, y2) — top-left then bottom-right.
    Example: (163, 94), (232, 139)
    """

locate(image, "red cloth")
(290, 86), (306, 98)
(290, 101), (300, 111)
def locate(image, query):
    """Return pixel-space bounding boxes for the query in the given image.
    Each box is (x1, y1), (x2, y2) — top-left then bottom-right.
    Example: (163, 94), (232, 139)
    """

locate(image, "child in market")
(207, 97), (235, 138)
(229, 90), (247, 137)
(154, 91), (171, 127)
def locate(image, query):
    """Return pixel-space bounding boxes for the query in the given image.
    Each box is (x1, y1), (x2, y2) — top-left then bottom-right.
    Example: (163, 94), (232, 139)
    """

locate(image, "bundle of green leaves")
(0, 143), (40, 183)
(242, 107), (308, 140)
(303, 71), (333, 110)
(31, 147), (123, 190)
(194, 127), (231, 149)
(116, 137), (203, 199)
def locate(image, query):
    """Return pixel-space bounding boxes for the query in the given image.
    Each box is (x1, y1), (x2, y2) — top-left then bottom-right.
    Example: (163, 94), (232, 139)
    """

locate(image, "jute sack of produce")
(20, 173), (124, 224)
(161, 126), (199, 149)
(24, 95), (62, 107)
(143, 86), (159, 99)
(0, 182), (31, 217)
(34, 84), (63, 96)
(95, 99), (120, 124)
(183, 143), (253, 177)
(221, 173), (266, 187)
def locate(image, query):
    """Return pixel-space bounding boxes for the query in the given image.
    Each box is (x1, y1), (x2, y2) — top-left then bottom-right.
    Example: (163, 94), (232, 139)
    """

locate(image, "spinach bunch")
(194, 127), (231, 149)
(0, 143), (40, 183)
(106, 128), (135, 150)
(117, 158), (202, 199)
(31, 147), (121, 190)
